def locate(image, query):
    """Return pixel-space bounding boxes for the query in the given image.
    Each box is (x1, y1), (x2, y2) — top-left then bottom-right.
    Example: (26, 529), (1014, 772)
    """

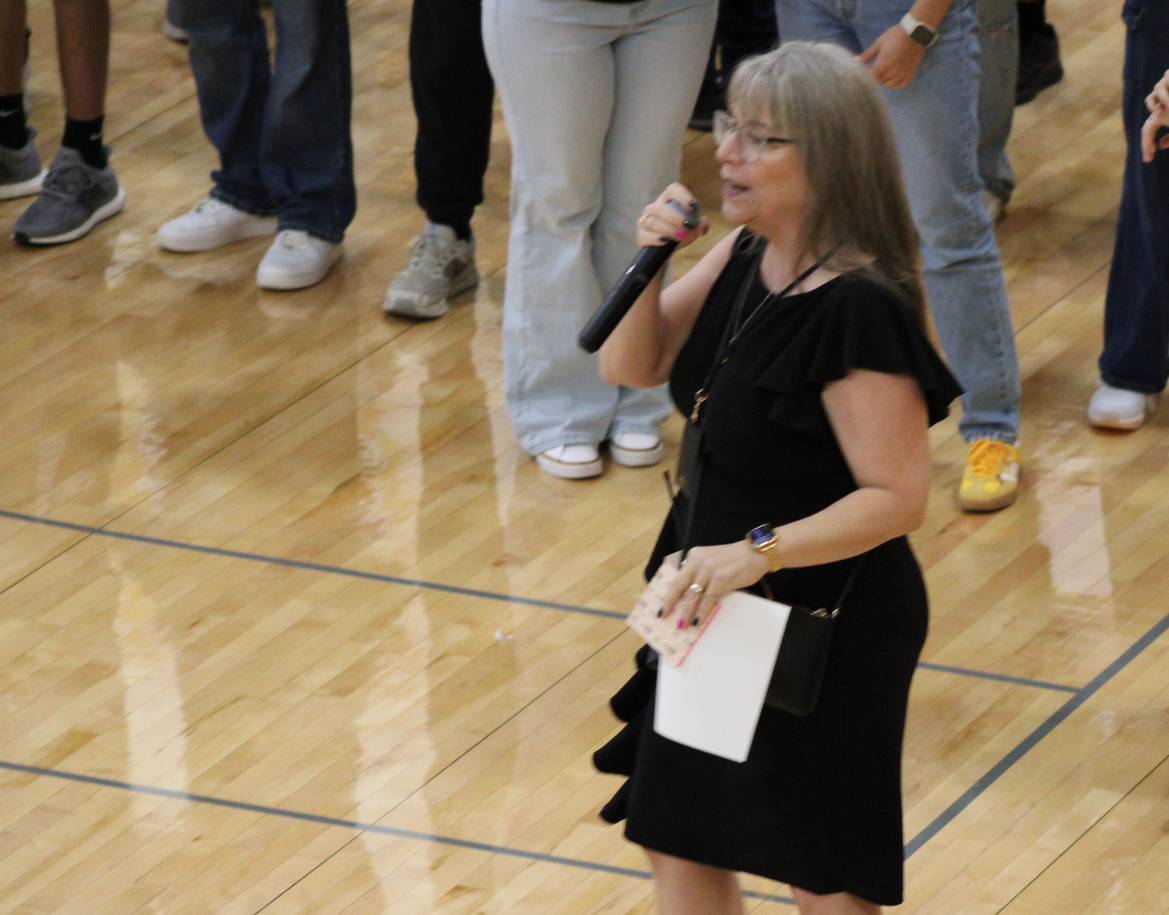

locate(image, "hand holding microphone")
(578, 185), (709, 353)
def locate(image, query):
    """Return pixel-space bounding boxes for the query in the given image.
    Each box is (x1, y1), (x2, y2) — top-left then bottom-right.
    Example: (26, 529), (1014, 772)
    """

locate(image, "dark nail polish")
(656, 608), (664, 618)
(690, 617), (700, 627)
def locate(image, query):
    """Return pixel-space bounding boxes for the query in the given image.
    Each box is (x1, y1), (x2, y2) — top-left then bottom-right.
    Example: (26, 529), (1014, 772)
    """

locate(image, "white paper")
(654, 591), (791, 762)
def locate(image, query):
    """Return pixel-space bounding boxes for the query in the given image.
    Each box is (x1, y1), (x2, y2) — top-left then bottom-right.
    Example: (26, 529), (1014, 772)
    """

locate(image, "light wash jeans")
(977, 0), (1018, 205)
(171, 0), (356, 242)
(482, 0), (718, 456)
(775, 0), (1020, 443)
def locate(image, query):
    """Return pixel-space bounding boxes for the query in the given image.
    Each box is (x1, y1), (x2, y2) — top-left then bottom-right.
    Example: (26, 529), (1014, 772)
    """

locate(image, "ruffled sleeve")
(753, 276), (963, 430)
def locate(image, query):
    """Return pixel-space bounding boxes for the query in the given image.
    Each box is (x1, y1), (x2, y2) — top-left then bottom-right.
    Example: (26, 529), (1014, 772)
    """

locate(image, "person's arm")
(1142, 68), (1169, 162)
(599, 183), (734, 389)
(661, 368), (931, 624)
(859, 0), (955, 90)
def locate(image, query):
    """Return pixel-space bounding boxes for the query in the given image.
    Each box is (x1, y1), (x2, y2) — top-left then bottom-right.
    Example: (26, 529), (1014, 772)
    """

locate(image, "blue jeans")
(977, 0), (1017, 204)
(1099, 0), (1169, 394)
(171, 0), (356, 242)
(775, 0), (1020, 443)
(483, 0), (717, 455)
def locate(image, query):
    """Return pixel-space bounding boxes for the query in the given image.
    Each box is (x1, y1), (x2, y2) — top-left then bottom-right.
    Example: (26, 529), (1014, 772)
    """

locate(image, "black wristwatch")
(900, 12), (938, 48)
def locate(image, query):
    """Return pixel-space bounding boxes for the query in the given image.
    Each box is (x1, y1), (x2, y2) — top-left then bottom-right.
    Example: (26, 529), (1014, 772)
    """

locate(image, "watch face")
(911, 24), (935, 46)
(749, 525), (775, 548)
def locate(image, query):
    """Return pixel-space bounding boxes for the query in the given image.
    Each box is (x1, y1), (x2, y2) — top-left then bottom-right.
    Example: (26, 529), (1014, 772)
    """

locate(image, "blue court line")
(0, 760), (793, 905)
(0, 509), (625, 620)
(0, 508), (1080, 696)
(916, 662), (1079, 694)
(904, 606), (1169, 858)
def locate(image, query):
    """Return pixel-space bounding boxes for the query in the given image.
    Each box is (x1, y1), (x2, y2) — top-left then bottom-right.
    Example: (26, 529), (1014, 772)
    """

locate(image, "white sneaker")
(157, 197), (277, 252)
(256, 230), (343, 290)
(536, 444), (603, 480)
(163, 18), (189, 42)
(1087, 382), (1156, 430)
(384, 223), (478, 319)
(608, 431), (664, 467)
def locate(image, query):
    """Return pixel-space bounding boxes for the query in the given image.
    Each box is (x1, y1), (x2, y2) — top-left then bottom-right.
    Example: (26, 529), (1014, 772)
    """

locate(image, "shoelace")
(40, 162), (94, 200)
(273, 230), (308, 251)
(408, 227), (450, 277)
(967, 439), (1014, 476)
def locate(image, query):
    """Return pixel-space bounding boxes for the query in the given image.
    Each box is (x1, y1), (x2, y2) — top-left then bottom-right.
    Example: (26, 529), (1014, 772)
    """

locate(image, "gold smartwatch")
(746, 524), (783, 573)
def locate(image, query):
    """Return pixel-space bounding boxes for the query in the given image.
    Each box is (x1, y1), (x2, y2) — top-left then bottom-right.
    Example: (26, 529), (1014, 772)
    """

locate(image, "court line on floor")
(0, 760), (792, 905)
(3, 603), (1164, 902)
(0, 508), (1081, 696)
(904, 606), (1169, 858)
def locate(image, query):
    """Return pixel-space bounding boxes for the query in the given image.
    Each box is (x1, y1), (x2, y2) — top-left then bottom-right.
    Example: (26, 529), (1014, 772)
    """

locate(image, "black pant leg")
(410, 0), (494, 231)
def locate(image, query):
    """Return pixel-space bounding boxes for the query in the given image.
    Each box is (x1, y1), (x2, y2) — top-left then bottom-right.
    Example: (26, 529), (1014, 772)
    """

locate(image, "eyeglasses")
(712, 110), (795, 163)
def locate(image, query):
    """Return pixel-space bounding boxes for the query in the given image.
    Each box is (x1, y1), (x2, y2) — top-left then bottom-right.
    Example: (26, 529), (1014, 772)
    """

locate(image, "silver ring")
(688, 583), (706, 595)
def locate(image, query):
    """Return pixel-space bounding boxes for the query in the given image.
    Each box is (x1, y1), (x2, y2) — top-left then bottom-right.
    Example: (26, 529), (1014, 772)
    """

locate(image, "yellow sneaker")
(958, 439), (1021, 512)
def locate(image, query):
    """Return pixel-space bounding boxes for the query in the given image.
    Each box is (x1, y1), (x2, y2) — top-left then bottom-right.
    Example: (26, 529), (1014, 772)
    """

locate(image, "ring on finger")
(688, 583), (706, 595)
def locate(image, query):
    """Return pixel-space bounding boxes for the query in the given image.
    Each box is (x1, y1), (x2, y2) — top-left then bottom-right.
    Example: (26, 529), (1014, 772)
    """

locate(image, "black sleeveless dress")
(593, 233), (962, 906)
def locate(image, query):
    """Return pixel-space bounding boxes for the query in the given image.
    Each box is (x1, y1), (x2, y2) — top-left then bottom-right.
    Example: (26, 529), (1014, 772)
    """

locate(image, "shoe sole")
(1088, 412), (1147, 431)
(0, 168), (45, 201)
(14, 186), (125, 246)
(383, 263), (480, 319)
(163, 20), (189, 42)
(609, 440), (665, 467)
(256, 245), (343, 290)
(536, 452), (603, 480)
(157, 215), (278, 252)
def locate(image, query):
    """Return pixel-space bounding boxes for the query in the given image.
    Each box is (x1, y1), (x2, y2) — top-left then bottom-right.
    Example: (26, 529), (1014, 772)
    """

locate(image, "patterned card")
(627, 555), (721, 667)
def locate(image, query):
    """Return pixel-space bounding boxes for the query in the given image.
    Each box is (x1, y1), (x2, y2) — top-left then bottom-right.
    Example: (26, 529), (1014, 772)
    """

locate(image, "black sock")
(62, 116), (107, 169)
(0, 94), (27, 150)
(451, 222), (472, 242)
(1017, 1), (1052, 39)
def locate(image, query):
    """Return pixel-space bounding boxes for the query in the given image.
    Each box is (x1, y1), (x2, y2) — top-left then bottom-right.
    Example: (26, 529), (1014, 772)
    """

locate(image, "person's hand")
(660, 541), (771, 629)
(636, 183), (710, 250)
(859, 24), (927, 90)
(1141, 68), (1169, 162)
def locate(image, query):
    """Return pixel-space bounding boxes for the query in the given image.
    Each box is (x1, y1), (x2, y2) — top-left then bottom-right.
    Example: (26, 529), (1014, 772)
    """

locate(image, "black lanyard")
(690, 249), (832, 423)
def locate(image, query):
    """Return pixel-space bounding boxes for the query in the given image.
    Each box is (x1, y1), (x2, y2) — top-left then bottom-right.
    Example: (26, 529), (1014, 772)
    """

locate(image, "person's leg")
(1093, 0), (1169, 424)
(791, 887), (880, 915)
(261, 0), (354, 243)
(690, 0), (778, 131)
(645, 850), (743, 915)
(384, 0), (492, 319)
(52, 0), (107, 122)
(773, 0), (861, 55)
(603, 0), (716, 444)
(1015, 0), (1061, 104)
(174, 0), (278, 217)
(0, 0), (26, 96)
(976, 0), (1017, 211)
(858, 0), (1021, 509)
(11, 0), (121, 243)
(483, 0), (632, 459)
(411, 0), (493, 238)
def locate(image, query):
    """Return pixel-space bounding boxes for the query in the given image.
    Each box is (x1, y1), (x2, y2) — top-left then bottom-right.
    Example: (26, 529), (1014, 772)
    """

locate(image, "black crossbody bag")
(673, 249), (865, 717)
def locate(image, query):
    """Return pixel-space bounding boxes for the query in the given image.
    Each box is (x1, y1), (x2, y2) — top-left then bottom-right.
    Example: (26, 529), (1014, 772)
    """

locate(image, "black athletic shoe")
(688, 91), (721, 132)
(1016, 30), (1064, 105)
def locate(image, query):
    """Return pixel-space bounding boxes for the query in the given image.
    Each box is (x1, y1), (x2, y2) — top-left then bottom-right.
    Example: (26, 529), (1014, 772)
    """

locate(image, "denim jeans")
(775, 0), (1021, 443)
(171, 0), (356, 243)
(483, 0), (717, 455)
(977, 0), (1017, 204)
(1099, 0), (1169, 394)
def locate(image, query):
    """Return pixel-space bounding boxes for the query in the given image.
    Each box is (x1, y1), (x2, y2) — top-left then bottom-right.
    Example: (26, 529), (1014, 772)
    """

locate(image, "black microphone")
(578, 200), (701, 354)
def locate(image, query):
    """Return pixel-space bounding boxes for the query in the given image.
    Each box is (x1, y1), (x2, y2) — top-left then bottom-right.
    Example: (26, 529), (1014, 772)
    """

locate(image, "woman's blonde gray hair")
(728, 41), (927, 324)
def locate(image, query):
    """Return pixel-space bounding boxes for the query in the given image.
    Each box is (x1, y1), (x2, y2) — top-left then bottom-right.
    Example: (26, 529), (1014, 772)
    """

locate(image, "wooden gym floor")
(2, 1), (1167, 913)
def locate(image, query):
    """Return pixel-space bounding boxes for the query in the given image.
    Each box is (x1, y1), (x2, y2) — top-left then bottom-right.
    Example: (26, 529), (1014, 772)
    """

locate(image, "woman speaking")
(594, 43), (962, 914)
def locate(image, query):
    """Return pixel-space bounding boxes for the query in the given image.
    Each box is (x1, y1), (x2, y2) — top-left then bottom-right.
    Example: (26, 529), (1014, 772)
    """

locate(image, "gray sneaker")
(13, 146), (125, 246)
(0, 129), (45, 200)
(383, 223), (478, 319)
